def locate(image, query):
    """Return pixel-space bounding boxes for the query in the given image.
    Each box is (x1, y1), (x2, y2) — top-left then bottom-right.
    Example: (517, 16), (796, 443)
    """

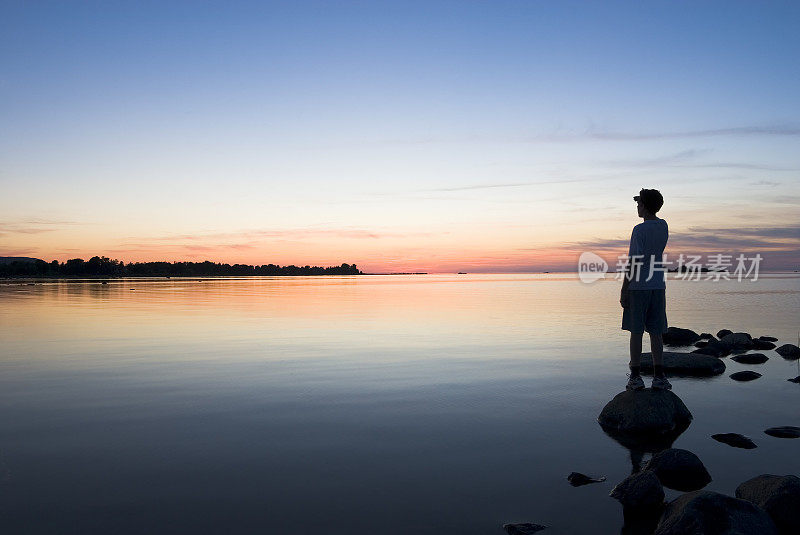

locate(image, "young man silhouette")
(620, 189), (671, 391)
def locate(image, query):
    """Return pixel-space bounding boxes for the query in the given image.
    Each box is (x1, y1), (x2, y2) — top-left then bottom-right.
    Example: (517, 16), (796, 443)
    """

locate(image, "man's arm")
(620, 227), (640, 308)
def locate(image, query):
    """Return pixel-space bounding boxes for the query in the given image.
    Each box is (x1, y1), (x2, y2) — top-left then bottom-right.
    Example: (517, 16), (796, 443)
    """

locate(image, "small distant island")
(0, 256), (361, 278)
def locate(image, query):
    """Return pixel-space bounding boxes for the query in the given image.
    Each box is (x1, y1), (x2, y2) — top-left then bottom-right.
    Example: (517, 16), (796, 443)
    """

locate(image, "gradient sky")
(2, 0), (799, 272)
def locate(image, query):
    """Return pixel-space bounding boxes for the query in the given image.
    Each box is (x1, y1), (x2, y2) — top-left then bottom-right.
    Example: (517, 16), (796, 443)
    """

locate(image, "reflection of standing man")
(620, 189), (671, 391)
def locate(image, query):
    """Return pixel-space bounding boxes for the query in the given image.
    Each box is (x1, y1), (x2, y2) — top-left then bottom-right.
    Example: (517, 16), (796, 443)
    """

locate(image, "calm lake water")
(1, 273), (799, 534)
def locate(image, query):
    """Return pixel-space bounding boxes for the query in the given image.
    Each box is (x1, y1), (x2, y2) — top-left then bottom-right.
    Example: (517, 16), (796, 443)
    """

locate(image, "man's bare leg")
(651, 332), (663, 369)
(626, 332), (646, 390)
(629, 332), (643, 368)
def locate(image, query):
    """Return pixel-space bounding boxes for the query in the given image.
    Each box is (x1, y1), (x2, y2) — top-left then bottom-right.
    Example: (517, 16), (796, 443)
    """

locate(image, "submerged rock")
(736, 474), (800, 535)
(716, 329), (733, 339)
(644, 448), (711, 491)
(567, 472), (606, 486)
(730, 371), (762, 382)
(775, 344), (800, 360)
(610, 470), (664, 508)
(640, 351), (726, 376)
(711, 433), (757, 449)
(654, 490), (778, 535)
(788, 376), (800, 383)
(730, 353), (769, 364)
(503, 523), (547, 534)
(662, 327), (701, 346)
(764, 426), (800, 439)
(598, 389), (693, 436)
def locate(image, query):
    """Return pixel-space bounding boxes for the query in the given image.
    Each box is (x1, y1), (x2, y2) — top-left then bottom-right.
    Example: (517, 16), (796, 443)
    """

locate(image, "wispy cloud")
(0, 218), (80, 237)
(580, 124), (800, 141)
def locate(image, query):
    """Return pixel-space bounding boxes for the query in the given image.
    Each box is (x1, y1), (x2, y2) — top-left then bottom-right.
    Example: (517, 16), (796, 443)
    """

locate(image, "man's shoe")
(652, 375), (672, 391)
(626, 374), (645, 391)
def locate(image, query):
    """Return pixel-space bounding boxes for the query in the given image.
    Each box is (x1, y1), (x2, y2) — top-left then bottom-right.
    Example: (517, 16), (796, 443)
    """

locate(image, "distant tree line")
(0, 256), (361, 278)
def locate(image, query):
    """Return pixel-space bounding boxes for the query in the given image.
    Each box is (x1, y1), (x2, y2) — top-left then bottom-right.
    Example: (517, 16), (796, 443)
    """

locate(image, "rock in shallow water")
(758, 335), (778, 342)
(503, 523), (547, 534)
(654, 490), (778, 535)
(788, 376), (800, 383)
(567, 472), (606, 486)
(691, 341), (731, 358)
(731, 353), (768, 364)
(717, 328), (733, 339)
(598, 389), (693, 436)
(719, 332), (754, 350)
(736, 474), (800, 535)
(764, 426), (800, 439)
(662, 327), (701, 346)
(775, 344), (800, 360)
(640, 351), (726, 376)
(610, 470), (664, 508)
(644, 448), (711, 491)
(711, 433), (757, 449)
(752, 339), (777, 350)
(730, 370), (762, 381)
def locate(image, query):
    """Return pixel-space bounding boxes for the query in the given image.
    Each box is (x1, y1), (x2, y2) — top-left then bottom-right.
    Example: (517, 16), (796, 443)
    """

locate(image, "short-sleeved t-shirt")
(627, 218), (669, 290)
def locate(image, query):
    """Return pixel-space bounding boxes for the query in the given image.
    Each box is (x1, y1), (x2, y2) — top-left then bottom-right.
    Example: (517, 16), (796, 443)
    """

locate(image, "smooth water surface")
(1, 274), (799, 533)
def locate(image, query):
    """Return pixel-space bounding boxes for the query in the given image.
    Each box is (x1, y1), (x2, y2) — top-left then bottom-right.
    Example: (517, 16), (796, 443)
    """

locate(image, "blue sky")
(1, 0), (799, 271)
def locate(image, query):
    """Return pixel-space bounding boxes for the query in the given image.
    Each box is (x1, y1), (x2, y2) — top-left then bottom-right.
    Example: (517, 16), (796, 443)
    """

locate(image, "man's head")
(634, 188), (663, 217)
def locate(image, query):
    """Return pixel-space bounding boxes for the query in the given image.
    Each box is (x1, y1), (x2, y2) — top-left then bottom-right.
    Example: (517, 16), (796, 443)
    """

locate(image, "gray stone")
(730, 370), (762, 381)
(730, 353), (768, 364)
(764, 426), (800, 439)
(641, 351), (726, 376)
(644, 448), (711, 491)
(736, 474), (800, 535)
(654, 491), (778, 535)
(662, 327), (701, 346)
(610, 470), (665, 508)
(775, 344), (800, 360)
(711, 433), (757, 449)
(598, 389), (693, 436)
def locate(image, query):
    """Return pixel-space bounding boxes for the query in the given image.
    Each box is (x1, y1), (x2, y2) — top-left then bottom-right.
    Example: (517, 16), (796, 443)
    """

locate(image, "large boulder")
(644, 448), (711, 491)
(654, 491), (778, 535)
(641, 351), (726, 376)
(598, 389), (692, 436)
(662, 327), (701, 346)
(716, 329), (733, 338)
(735, 475), (800, 535)
(719, 332), (754, 350)
(610, 470), (665, 508)
(776, 344), (800, 360)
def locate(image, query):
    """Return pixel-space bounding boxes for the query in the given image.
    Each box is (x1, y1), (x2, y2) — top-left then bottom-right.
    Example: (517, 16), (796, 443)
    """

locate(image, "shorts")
(622, 289), (668, 334)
